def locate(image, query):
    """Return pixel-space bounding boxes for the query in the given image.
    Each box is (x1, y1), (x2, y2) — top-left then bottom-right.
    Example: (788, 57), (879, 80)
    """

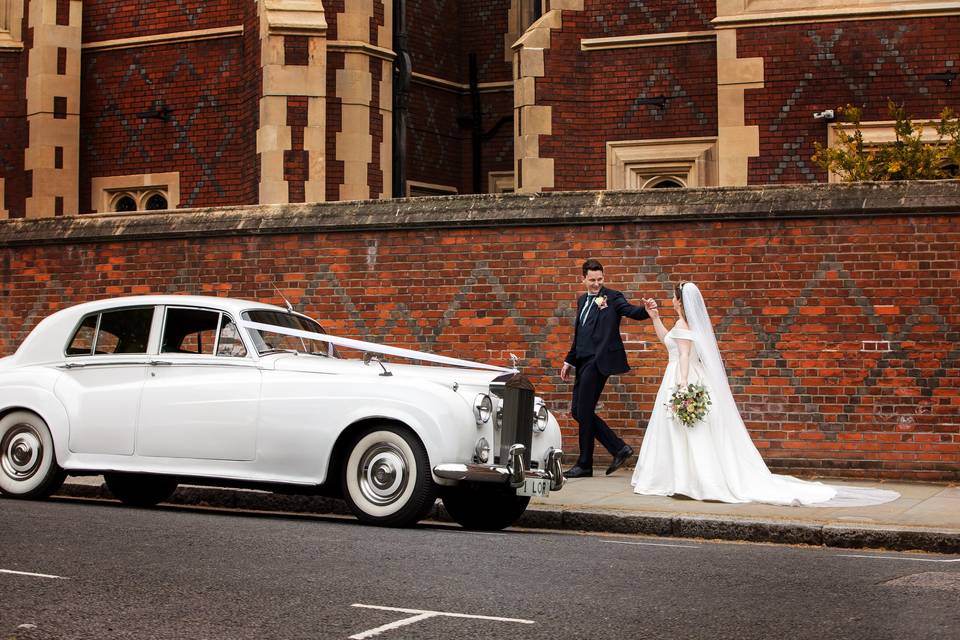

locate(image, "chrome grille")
(492, 372), (534, 469)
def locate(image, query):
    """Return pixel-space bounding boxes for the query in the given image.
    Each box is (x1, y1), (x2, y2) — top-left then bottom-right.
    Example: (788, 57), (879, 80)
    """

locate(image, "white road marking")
(0, 569), (69, 579)
(349, 604), (534, 639)
(837, 554), (960, 563)
(600, 539), (701, 549)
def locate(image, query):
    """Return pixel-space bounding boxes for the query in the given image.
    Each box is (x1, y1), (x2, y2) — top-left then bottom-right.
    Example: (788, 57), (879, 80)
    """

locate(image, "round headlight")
(534, 404), (548, 432)
(475, 437), (490, 463)
(473, 393), (492, 424)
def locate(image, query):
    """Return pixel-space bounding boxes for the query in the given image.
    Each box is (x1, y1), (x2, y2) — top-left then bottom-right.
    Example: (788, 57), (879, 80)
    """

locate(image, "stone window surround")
(91, 173), (180, 213)
(606, 137), (719, 190)
(825, 119), (955, 183)
(0, 0), (24, 49)
(488, 171), (515, 193)
(406, 180), (458, 197)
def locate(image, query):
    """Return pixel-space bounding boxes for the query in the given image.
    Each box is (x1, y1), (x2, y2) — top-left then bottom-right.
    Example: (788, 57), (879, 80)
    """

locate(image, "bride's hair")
(674, 280), (692, 320)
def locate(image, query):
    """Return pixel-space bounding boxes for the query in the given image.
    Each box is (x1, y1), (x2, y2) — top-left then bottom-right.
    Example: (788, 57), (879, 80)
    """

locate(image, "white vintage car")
(0, 295), (564, 529)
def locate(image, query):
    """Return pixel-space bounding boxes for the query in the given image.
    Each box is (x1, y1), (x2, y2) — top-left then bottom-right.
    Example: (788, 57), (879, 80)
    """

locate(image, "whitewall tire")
(341, 425), (437, 527)
(0, 410), (66, 499)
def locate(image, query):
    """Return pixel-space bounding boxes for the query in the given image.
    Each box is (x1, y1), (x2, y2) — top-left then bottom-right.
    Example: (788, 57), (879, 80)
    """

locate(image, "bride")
(630, 281), (898, 507)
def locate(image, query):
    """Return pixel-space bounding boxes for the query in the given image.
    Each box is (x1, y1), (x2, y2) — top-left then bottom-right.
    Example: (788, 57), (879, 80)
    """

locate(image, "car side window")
(66, 315), (98, 355)
(97, 308), (154, 354)
(161, 308), (220, 355)
(216, 318), (247, 358)
(66, 307), (153, 356)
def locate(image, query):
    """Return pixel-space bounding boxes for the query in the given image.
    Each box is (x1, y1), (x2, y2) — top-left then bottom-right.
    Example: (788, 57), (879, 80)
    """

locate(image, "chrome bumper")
(433, 446), (564, 492)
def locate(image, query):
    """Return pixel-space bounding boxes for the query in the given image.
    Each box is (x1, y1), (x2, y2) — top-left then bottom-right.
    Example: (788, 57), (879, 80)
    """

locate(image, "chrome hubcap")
(1, 424), (43, 481)
(357, 442), (409, 506)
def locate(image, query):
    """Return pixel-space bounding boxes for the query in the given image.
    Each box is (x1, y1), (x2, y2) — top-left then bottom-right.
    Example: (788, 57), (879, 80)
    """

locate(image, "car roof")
(57, 295), (289, 317)
(9, 295), (294, 366)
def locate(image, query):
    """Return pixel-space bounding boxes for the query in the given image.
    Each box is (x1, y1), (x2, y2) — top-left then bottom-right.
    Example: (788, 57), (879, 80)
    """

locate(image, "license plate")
(517, 477), (549, 497)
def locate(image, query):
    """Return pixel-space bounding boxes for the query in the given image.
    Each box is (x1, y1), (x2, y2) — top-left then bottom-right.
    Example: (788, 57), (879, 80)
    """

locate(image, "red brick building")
(1, 1), (957, 218)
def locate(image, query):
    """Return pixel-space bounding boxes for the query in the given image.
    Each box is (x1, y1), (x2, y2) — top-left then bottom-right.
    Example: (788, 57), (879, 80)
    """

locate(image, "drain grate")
(883, 572), (960, 592)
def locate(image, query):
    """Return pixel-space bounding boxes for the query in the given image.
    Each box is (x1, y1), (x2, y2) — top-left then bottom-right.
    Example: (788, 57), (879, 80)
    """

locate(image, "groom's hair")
(582, 259), (603, 276)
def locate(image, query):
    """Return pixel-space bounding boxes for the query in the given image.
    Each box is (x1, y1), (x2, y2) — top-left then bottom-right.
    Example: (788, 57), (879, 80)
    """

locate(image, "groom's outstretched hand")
(642, 298), (658, 313)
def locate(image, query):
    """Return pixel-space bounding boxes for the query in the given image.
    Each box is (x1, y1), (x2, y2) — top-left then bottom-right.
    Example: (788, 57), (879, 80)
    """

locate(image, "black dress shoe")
(563, 466), (593, 478)
(605, 445), (634, 475)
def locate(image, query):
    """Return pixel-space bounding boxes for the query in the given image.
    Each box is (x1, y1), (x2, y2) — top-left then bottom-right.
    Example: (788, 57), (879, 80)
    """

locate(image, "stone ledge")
(1, 182), (958, 247)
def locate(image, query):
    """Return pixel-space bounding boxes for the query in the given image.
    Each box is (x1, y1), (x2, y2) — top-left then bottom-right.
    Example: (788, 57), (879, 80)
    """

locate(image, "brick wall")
(2, 184), (957, 481)
(79, 38), (250, 212)
(81, 0), (242, 42)
(739, 17), (960, 185)
(539, 12), (718, 190)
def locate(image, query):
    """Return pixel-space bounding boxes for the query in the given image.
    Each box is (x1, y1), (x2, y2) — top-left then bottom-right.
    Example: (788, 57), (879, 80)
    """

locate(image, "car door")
(55, 306), (156, 455)
(135, 306), (261, 461)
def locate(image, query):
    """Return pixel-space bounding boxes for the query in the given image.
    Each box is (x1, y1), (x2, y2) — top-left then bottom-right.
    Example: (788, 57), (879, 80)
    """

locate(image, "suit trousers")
(571, 356), (626, 468)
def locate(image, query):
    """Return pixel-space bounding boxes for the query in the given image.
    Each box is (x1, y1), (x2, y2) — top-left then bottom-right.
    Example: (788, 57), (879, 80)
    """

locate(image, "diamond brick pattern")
(1, 211), (956, 481)
(80, 43), (247, 211)
(741, 17), (960, 184)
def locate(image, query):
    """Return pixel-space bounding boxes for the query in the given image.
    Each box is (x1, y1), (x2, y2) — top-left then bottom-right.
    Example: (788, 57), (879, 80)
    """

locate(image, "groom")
(560, 259), (656, 478)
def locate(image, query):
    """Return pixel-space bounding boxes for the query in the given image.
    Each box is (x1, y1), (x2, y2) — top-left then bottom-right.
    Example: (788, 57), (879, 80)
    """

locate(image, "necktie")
(580, 295), (596, 325)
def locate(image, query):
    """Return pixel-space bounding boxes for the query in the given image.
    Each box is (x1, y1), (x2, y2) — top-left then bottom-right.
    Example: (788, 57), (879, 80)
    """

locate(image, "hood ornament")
(509, 353), (520, 370)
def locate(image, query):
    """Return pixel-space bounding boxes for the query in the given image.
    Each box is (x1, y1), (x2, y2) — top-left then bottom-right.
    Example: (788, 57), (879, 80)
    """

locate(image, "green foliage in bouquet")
(668, 383), (712, 428)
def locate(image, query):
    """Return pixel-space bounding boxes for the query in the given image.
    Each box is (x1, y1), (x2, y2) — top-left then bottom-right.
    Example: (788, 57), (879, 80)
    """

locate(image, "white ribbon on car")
(238, 320), (516, 373)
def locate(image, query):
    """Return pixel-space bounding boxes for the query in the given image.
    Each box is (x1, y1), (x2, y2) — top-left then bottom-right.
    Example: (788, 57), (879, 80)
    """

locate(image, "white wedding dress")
(631, 284), (899, 507)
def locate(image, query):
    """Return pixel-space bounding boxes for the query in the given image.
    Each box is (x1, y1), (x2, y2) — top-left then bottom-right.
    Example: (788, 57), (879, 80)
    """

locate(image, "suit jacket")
(564, 287), (649, 376)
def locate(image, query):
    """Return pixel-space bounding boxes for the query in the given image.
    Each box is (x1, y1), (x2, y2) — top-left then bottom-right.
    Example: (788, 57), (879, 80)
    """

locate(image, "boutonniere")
(595, 295), (608, 310)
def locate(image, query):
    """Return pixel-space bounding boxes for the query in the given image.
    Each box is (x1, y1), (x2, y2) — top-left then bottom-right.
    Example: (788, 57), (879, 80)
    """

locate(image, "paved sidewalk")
(55, 471), (960, 554)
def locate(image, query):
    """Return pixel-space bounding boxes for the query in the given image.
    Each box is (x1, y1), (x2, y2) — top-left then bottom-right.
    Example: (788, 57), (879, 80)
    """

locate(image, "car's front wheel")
(341, 424), (437, 527)
(104, 473), (178, 507)
(440, 483), (530, 531)
(0, 410), (66, 499)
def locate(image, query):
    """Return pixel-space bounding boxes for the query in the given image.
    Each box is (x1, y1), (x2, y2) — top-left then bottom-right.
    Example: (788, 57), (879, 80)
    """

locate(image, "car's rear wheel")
(341, 424), (437, 527)
(104, 473), (178, 507)
(0, 410), (66, 499)
(440, 483), (530, 531)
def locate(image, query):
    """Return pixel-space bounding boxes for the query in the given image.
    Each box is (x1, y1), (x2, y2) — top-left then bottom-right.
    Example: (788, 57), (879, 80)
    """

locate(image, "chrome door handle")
(149, 360), (173, 366)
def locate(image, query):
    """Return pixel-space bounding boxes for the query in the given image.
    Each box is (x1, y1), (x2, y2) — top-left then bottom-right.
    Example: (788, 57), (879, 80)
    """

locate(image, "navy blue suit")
(564, 287), (649, 468)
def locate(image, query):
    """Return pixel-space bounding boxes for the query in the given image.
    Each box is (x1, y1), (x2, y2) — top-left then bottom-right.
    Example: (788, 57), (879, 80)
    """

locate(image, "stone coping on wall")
(0, 182), (958, 247)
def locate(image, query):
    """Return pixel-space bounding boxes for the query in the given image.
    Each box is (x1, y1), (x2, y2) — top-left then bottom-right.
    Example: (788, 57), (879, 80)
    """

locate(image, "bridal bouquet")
(667, 383), (712, 428)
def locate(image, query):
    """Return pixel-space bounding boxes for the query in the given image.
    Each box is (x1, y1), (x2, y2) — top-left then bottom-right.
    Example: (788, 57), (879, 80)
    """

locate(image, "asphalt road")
(2, 498), (958, 640)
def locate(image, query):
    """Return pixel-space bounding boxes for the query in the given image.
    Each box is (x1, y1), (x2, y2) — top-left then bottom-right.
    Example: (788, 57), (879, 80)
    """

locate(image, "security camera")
(813, 109), (835, 121)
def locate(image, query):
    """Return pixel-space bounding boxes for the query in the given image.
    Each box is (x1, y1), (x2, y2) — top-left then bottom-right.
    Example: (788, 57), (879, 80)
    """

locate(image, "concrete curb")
(55, 483), (960, 555)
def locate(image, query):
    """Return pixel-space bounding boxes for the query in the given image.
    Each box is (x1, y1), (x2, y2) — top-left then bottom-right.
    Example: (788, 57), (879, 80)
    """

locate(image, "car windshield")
(241, 310), (335, 357)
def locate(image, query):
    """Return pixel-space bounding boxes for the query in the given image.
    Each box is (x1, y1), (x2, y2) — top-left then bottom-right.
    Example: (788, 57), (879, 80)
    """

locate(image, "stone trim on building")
(0, 0), (24, 49)
(488, 171), (515, 193)
(606, 138), (719, 190)
(81, 26), (244, 52)
(406, 180), (458, 197)
(334, 1), (377, 202)
(714, 0), (960, 28)
(90, 172), (181, 213)
(24, 0), (82, 218)
(257, 0), (328, 205)
(716, 28), (763, 186)
(513, 5), (582, 193)
(580, 31), (716, 51)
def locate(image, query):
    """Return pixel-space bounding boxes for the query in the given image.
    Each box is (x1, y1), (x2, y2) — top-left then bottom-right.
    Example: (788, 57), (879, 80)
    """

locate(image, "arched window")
(114, 195), (137, 212)
(641, 176), (687, 189)
(145, 193), (168, 210)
